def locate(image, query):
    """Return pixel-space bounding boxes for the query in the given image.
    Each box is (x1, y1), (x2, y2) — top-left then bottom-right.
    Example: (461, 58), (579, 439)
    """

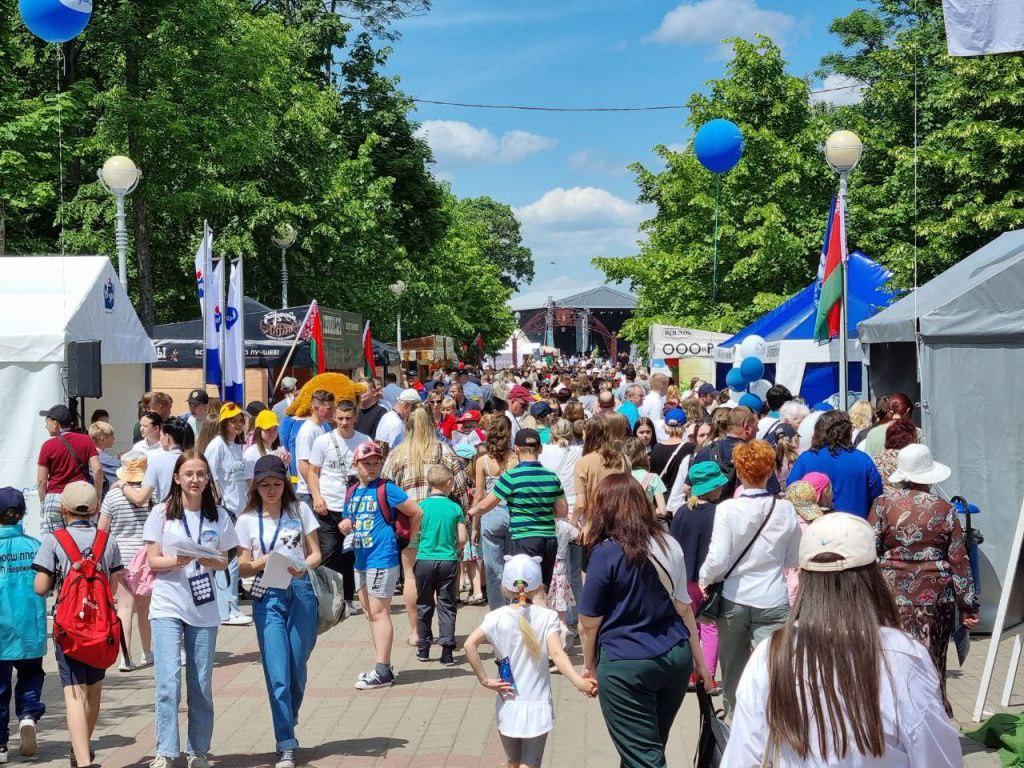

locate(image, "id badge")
(250, 573), (268, 602)
(188, 572), (215, 606)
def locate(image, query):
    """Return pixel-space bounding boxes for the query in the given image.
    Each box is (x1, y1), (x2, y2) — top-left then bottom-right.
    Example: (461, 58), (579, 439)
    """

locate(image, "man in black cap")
(697, 382), (718, 418)
(184, 388), (210, 445)
(36, 405), (103, 532)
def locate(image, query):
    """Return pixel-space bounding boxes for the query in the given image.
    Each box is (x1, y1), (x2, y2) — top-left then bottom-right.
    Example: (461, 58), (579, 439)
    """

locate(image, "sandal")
(468, 595), (487, 606)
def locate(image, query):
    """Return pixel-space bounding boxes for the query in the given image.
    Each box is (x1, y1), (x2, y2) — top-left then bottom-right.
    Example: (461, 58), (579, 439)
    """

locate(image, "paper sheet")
(162, 533), (227, 562)
(261, 550), (306, 589)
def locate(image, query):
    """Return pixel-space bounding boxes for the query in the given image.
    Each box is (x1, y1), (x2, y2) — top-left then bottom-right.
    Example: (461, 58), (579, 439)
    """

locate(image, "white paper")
(162, 533), (227, 562)
(261, 550), (306, 589)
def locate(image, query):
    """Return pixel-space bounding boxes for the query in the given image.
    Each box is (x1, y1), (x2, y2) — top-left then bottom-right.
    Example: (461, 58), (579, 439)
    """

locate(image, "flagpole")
(838, 171), (850, 411)
(274, 301), (315, 395)
(201, 221), (209, 393)
(238, 253), (245, 405)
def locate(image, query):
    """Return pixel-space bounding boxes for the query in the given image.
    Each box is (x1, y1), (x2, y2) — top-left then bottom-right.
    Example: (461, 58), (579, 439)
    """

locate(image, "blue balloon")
(740, 356), (764, 382)
(19, 0), (91, 43)
(726, 368), (747, 391)
(694, 119), (744, 174)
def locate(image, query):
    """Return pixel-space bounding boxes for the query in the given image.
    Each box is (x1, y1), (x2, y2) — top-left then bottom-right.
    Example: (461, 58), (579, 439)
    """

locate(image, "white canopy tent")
(493, 329), (538, 368)
(0, 256), (157, 534)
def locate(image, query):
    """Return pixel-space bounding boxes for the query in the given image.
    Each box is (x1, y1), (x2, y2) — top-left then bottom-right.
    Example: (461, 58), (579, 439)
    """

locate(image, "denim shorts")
(55, 645), (105, 688)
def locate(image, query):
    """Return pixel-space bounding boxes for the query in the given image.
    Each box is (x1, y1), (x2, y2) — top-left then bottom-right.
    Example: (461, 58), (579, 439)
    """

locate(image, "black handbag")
(695, 683), (730, 768)
(698, 498), (776, 622)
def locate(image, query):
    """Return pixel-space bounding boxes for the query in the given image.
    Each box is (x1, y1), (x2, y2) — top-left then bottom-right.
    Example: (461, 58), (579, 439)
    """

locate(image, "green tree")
(452, 196), (534, 290)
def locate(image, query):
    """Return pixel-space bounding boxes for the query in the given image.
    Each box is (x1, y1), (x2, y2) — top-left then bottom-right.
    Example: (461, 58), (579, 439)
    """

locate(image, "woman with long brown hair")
(476, 415), (519, 610)
(573, 417), (627, 526)
(578, 474), (713, 768)
(723, 513), (961, 765)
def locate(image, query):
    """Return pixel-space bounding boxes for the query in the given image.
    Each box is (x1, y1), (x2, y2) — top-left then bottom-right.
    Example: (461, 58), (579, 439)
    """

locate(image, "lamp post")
(272, 223), (298, 308)
(390, 280), (406, 368)
(513, 311), (521, 368)
(824, 129), (864, 411)
(97, 155), (142, 290)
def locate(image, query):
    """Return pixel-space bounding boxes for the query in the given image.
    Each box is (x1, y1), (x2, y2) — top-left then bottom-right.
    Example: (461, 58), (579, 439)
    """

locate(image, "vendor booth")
(715, 251), (897, 405)
(0, 256), (157, 534)
(648, 324), (729, 384)
(859, 229), (1024, 632)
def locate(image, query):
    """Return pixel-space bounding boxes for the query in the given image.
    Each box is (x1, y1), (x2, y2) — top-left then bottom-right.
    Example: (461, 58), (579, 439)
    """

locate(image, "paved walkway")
(9, 603), (1017, 768)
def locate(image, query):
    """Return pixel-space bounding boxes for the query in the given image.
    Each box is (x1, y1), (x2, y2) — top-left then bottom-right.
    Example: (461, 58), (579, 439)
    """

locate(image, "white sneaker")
(345, 600), (362, 615)
(0, 746), (8, 763)
(149, 756), (173, 768)
(18, 718), (36, 757)
(137, 651), (155, 668)
(274, 749), (295, 768)
(223, 614), (253, 626)
(186, 754), (210, 768)
(119, 656), (134, 672)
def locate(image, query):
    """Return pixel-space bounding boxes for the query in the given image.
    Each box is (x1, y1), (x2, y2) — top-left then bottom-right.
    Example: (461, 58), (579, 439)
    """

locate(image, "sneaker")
(345, 600), (362, 615)
(186, 754), (210, 768)
(223, 614), (253, 626)
(354, 667), (395, 690)
(416, 647), (430, 663)
(149, 756), (173, 768)
(119, 656), (134, 672)
(137, 651), (155, 669)
(274, 749), (295, 768)
(0, 746), (8, 764)
(439, 647), (455, 666)
(18, 718), (36, 757)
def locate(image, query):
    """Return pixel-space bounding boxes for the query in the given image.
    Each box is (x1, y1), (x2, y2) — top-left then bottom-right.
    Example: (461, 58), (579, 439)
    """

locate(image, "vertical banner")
(223, 258), (244, 404)
(194, 222), (222, 390)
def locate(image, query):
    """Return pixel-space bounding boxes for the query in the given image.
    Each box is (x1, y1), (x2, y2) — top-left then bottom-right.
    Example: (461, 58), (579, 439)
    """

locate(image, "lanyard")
(257, 507), (289, 555)
(180, 513), (206, 572)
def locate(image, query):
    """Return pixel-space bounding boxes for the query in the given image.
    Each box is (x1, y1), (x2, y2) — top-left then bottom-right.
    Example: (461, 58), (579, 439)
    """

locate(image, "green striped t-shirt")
(491, 461), (563, 540)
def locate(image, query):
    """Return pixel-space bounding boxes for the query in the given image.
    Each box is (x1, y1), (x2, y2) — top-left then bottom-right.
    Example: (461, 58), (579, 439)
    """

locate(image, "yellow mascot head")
(286, 373), (367, 417)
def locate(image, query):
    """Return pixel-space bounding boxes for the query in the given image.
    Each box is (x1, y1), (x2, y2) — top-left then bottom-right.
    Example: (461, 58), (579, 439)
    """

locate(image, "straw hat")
(889, 444), (951, 486)
(116, 451), (148, 483)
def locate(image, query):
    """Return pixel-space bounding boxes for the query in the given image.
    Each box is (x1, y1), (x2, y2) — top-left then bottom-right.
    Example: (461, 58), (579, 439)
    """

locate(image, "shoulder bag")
(698, 497), (777, 622)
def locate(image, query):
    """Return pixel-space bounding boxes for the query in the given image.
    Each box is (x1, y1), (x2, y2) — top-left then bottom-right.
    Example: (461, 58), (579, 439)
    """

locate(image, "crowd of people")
(0, 360), (978, 768)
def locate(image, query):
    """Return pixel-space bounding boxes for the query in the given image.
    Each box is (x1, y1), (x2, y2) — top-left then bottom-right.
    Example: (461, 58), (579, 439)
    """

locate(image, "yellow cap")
(219, 402), (244, 422)
(254, 410), (279, 430)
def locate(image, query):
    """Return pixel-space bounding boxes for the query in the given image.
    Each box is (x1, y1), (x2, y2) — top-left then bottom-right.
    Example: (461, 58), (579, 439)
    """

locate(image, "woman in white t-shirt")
(143, 450), (239, 768)
(464, 555), (596, 768)
(204, 402), (251, 625)
(242, 410), (290, 477)
(235, 456), (322, 768)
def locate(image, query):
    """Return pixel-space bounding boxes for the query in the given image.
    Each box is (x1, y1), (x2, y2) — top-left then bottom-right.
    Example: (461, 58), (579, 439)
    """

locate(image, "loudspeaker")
(67, 341), (102, 398)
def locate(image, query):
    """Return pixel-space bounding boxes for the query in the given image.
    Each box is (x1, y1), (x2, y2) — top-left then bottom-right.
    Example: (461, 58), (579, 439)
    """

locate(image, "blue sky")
(385, 0), (862, 303)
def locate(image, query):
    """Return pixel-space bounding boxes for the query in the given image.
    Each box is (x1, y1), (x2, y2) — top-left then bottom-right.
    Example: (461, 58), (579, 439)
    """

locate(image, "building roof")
(509, 284), (638, 312)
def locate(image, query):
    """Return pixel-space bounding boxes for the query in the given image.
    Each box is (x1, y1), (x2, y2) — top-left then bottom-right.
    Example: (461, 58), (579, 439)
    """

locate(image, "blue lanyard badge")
(257, 509), (287, 555)
(180, 514), (206, 572)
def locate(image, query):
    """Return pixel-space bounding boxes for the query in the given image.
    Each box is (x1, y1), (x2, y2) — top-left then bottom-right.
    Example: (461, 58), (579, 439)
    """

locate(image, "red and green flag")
(362, 320), (377, 379)
(474, 332), (483, 363)
(303, 300), (326, 373)
(813, 197), (845, 341)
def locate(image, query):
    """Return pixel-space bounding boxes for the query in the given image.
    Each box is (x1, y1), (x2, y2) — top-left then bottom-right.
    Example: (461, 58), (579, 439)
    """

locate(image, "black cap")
(697, 383), (718, 396)
(187, 389), (210, 406)
(252, 455), (289, 483)
(514, 428), (542, 449)
(246, 401), (268, 418)
(0, 487), (26, 520)
(40, 404), (73, 427)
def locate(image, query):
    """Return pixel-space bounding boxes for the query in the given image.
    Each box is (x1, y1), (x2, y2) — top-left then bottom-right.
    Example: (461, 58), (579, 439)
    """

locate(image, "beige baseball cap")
(61, 481), (97, 515)
(798, 512), (876, 572)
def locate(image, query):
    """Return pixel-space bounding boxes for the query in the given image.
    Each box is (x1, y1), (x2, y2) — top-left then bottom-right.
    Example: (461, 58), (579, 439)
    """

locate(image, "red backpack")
(52, 528), (126, 670)
(344, 480), (411, 548)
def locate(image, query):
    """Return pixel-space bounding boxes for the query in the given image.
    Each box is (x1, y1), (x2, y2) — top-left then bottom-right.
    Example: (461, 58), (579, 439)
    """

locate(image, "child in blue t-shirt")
(339, 441), (421, 691)
(0, 488), (47, 763)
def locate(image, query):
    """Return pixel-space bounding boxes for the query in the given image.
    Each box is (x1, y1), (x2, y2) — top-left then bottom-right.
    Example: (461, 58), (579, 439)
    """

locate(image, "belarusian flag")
(474, 332), (483, 363)
(813, 197), (844, 341)
(303, 300), (326, 374)
(362, 321), (377, 379)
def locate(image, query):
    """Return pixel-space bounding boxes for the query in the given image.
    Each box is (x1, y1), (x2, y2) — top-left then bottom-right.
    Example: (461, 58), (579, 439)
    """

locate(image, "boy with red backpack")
(338, 441), (421, 690)
(32, 482), (123, 768)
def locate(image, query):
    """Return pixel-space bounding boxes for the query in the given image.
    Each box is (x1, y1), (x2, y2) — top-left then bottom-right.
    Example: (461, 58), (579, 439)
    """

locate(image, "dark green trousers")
(596, 640), (693, 768)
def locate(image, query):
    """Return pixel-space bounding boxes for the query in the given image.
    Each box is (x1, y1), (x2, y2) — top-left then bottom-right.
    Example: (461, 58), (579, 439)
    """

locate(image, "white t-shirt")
(204, 436), (249, 515)
(143, 447), (181, 505)
(133, 438), (163, 456)
(375, 410), (405, 448)
(308, 429), (370, 511)
(294, 419), (327, 494)
(143, 504), (240, 627)
(539, 444), (582, 510)
(234, 502), (319, 560)
(480, 604), (562, 739)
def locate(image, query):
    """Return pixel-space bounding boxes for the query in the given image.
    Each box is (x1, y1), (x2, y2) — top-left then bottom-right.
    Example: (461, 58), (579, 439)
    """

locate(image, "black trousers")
(414, 559), (458, 650)
(318, 516), (355, 602)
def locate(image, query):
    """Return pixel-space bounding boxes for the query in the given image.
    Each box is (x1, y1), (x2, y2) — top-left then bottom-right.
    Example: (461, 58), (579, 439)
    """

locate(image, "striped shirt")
(100, 487), (151, 563)
(492, 461), (564, 540)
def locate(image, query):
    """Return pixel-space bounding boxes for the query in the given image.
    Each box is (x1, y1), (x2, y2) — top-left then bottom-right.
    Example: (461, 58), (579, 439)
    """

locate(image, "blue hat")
(0, 487), (26, 521)
(453, 443), (477, 460)
(738, 393), (763, 411)
(529, 401), (552, 418)
(812, 402), (835, 412)
(664, 408), (686, 427)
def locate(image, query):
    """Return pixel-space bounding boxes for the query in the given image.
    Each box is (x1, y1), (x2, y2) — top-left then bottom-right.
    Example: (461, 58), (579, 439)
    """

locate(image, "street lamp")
(272, 223), (298, 308)
(97, 155), (142, 290)
(390, 280), (406, 366)
(824, 129), (864, 410)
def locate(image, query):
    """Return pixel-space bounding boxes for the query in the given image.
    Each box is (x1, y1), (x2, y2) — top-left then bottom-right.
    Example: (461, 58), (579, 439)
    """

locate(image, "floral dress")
(548, 519), (580, 613)
(869, 487), (979, 715)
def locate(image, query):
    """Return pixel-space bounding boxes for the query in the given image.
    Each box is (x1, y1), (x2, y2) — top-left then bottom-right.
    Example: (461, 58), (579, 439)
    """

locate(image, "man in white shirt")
(121, 419), (185, 505)
(296, 389), (334, 501)
(375, 388), (419, 448)
(641, 373), (670, 440)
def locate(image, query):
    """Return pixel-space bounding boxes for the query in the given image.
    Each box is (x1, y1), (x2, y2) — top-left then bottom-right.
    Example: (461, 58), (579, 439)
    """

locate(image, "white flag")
(224, 258), (245, 405)
(943, 0), (1024, 56)
(193, 223), (222, 388)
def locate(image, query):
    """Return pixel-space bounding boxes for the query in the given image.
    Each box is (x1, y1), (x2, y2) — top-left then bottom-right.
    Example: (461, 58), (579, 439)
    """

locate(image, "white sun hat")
(889, 443), (951, 486)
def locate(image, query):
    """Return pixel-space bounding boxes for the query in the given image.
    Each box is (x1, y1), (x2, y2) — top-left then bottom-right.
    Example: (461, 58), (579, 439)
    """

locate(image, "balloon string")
(56, 45), (65, 256)
(712, 174), (721, 303)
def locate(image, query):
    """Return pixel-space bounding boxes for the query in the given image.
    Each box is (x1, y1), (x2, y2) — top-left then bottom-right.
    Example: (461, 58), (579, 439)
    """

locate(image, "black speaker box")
(67, 340), (102, 398)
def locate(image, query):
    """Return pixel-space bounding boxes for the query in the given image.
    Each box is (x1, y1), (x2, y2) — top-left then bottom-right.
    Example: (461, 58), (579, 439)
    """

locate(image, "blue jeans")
(216, 556), (242, 621)
(252, 576), (319, 751)
(480, 505), (510, 610)
(566, 543), (584, 626)
(151, 619), (217, 758)
(0, 658), (45, 745)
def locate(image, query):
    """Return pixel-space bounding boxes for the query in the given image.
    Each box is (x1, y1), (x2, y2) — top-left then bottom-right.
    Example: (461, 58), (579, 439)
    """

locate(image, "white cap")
(281, 376), (298, 392)
(501, 554), (543, 593)
(889, 444), (951, 486)
(398, 388), (421, 404)
(798, 512), (877, 572)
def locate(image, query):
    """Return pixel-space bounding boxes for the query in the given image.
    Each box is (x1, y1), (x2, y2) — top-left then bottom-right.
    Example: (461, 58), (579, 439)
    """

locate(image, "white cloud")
(810, 74), (866, 107)
(665, 142), (688, 154)
(567, 150), (629, 177)
(414, 120), (557, 171)
(648, 0), (797, 53)
(516, 187), (647, 233)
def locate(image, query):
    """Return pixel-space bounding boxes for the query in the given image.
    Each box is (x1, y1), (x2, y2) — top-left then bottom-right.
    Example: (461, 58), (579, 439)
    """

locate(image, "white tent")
(0, 256), (157, 534)
(493, 329), (538, 368)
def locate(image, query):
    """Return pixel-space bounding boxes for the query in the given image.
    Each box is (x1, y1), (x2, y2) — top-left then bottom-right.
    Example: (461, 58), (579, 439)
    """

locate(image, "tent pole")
(838, 171), (850, 410)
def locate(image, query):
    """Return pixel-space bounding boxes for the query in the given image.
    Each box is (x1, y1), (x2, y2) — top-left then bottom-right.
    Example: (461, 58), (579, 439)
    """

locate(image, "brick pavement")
(7, 604), (1017, 768)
